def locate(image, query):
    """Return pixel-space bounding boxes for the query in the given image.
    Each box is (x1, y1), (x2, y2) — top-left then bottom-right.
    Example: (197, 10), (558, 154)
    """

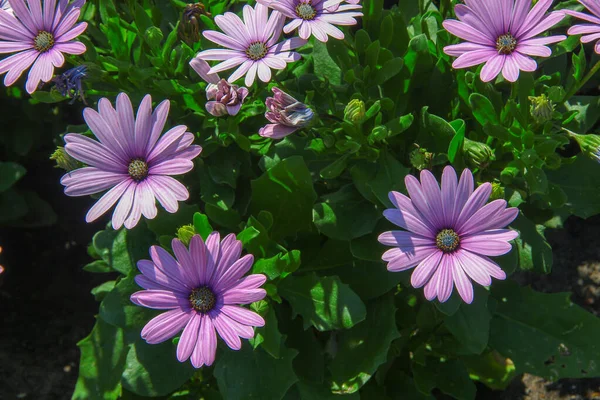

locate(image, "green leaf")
(121, 339), (195, 397)
(329, 294), (401, 394)
(146, 203), (200, 238)
(367, 151), (410, 207)
(313, 40), (341, 85)
(444, 288), (492, 355)
(73, 318), (127, 400)
(511, 213), (552, 274)
(253, 250), (301, 280)
(469, 93), (499, 126)
(251, 307), (284, 359)
(448, 119), (465, 163)
(110, 225), (157, 276)
(214, 343), (298, 400)
(0, 162), (26, 192)
(413, 358), (476, 400)
(99, 276), (155, 332)
(490, 281), (600, 379)
(547, 156), (600, 218)
(193, 212), (213, 240)
(251, 156), (317, 240)
(279, 273), (366, 331)
(297, 381), (359, 399)
(313, 184), (380, 241)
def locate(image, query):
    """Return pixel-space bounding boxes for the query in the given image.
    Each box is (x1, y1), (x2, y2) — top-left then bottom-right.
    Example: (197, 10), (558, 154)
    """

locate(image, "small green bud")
(50, 146), (80, 171)
(463, 138), (494, 169)
(409, 147), (433, 171)
(176, 224), (196, 246)
(344, 99), (365, 124)
(571, 132), (600, 163)
(489, 182), (505, 201)
(369, 125), (389, 143)
(529, 94), (555, 124)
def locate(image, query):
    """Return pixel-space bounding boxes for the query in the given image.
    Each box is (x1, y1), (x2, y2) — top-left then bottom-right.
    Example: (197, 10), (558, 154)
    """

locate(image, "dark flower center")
(496, 33), (517, 55)
(436, 229), (460, 253)
(246, 42), (268, 61)
(128, 159), (149, 181)
(189, 286), (216, 313)
(34, 31), (55, 52)
(296, 3), (316, 20)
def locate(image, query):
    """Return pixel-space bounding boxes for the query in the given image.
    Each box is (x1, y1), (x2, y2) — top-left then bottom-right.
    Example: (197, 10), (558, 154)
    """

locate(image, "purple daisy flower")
(563, 1), (600, 54)
(60, 93), (202, 230)
(131, 233), (267, 368)
(443, 0), (566, 82)
(0, 0), (88, 93)
(378, 166), (519, 304)
(257, 0), (362, 42)
(194, 3), (307, 87)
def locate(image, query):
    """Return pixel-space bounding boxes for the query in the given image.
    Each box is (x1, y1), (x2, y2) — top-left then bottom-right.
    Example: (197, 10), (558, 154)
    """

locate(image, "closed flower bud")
(259, 87), (314, 139)
(489, 182), (506, 201)
(52, 65), (88, 104)
(178, 3), (210, 45)
(529, 94), (554, 124)
(410, 147), (433, 171)
(464, 138), (494, 169)
(571, 132), (600, 163)
(369, 125), (389, 143)
(344, 99), (365, 124)
(176, 225), (196, 246)
(50, 146), (80, 171)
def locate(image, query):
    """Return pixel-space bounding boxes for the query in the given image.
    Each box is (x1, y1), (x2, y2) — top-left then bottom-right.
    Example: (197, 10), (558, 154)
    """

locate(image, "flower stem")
(563, 59), (600, 102)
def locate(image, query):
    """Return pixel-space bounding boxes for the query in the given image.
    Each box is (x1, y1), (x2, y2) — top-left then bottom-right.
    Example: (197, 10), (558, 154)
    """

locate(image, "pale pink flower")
(563, 0), (600, 54)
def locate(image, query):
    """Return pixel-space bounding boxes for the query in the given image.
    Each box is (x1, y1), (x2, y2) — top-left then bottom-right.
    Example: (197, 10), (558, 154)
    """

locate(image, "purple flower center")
(246, 42), (268, 61)
(296, 3), (316, 20)
(128, 159), (149, 181)
(189, 286), (216, 313)
(496, 34), (517, 55)
(34, 31), (55, 53)
(436, 229), (460, 253)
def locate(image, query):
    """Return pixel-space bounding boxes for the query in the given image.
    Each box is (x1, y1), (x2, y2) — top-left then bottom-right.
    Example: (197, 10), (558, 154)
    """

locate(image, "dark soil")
(1, 160), (600, 400)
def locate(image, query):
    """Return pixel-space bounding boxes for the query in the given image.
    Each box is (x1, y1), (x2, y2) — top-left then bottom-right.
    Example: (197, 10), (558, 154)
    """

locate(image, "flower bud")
(463, 138), (494, 169)
(410, 147), (432, 171)
(178, 3), (210, 45)
(344, 99), (365, 124)
(176, 225), (196, 246)
(489, 182), (505, 201)
(529, 94), (554, 124)
(571, 132), (600, 163)
(259, 87), (314, 139)
(50, 146), (80, 171)
(52, 65), (87, 104)
(369, 125), (389, 143)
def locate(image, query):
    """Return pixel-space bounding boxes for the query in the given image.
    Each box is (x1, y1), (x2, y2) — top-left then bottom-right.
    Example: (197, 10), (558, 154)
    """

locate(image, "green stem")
(563, 59), (600, 102)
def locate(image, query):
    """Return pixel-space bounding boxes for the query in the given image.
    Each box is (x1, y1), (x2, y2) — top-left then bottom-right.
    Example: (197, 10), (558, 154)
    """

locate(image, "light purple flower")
(194, 3), (306, 87)
(190, 58), (249, 117)
(257, 0), (362, 42)
(60, 93), (202, 230)
(0, 0), (88, 93)
(259, 87), (314, 139)
(378, 166), (519, 304)
(443, 0), (566, 82)
(131, 233), (267, 368)
(563, 1), (600, 54)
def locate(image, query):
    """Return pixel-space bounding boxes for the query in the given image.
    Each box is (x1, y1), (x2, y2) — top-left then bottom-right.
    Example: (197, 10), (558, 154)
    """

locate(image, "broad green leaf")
(214, 343), (298, 400)
(469, 93), (499, 126)
(511, 213), (552, 274)
(297, 381), (359, 399)
(121, 339), (195, 397)
(279, 273), (366, 331)
(313, 40), (341, 85)
(0, 162), (26, 192)
(444, 288), (492, 355)
(329, 294), (401, 394)
(490, 281), (600, 379)
(251, 156), (317, 240)
(110, 225), (157, 276)
(72, 318), (127, 400)
(313, 184), (380, 241)
(251, 307), (284, 359)
(99, 276), (156, 332)
(193, 212), (213, 240)
(367, 151), (410, 207)
(412, 358), (476, 400)
(146, 203), (200, 238)
(547, 156), (600, 218)
(253, 250), (301, 280)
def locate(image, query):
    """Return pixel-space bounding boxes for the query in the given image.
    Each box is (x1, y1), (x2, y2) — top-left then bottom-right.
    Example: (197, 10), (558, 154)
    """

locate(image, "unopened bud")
(463, 138), (494, 169)
(369, 125), (389, 143)
(50, 146), (80, 171)
(344, 99), (365, 124)
(529, 94), (554, 124)
(571, 132), (600, 163)
(489, 182), (505, 201)
(176, 225), (196, 246)
(410, 147), (432, 171)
